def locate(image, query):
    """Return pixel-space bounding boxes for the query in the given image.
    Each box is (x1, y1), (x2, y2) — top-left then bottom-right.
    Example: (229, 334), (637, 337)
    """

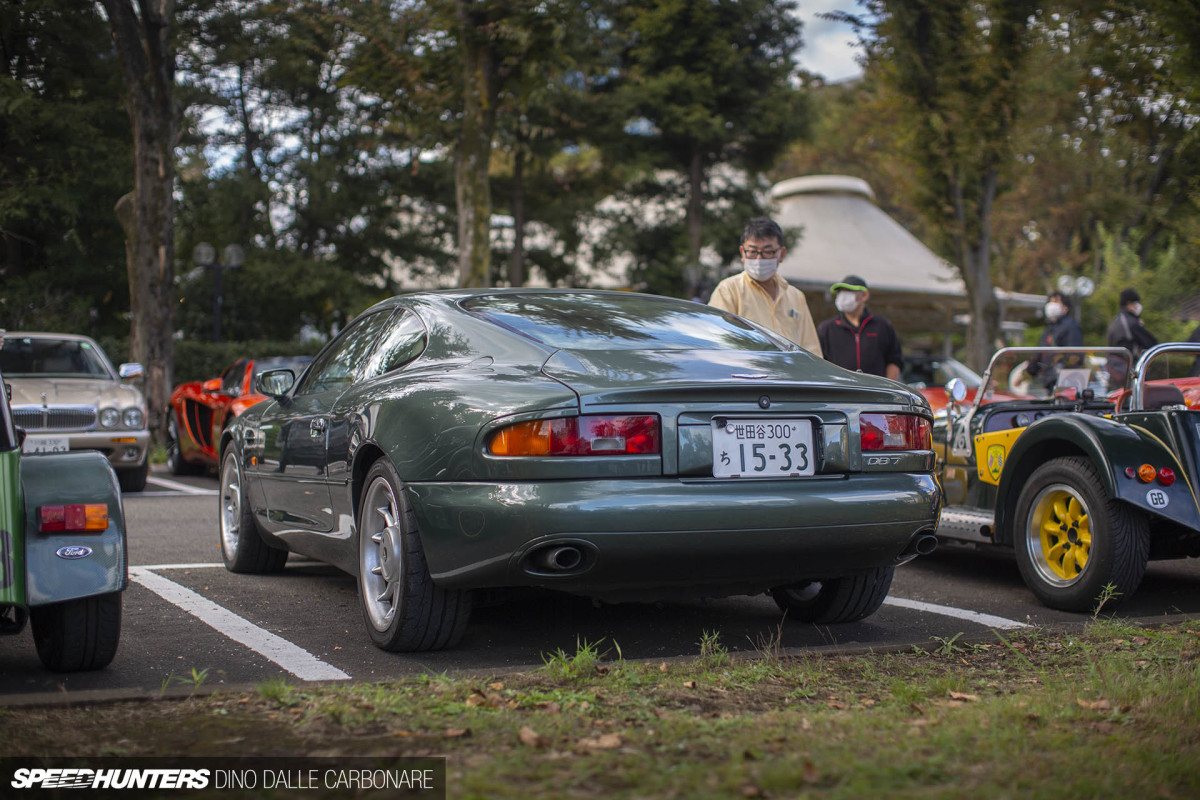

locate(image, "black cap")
(830, 275), (868, 293)
(1119, 288), (1141, 306)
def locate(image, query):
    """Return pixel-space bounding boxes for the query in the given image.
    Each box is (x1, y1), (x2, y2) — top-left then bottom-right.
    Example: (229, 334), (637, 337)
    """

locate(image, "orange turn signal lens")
(488, 415), (661, 457)
(39, 503), (109, 532)
(1137, 464), (1157, 483)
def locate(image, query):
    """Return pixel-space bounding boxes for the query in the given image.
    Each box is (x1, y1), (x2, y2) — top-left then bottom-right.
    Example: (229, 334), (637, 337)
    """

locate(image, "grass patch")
(2, 620), (1199, 797)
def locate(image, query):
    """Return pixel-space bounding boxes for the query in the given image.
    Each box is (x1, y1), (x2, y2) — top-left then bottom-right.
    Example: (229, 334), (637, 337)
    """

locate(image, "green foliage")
(0, 0), (132, 337)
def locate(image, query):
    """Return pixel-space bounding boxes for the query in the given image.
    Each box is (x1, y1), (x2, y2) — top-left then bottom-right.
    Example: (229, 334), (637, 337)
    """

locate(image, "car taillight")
(860, 414), (931, 451)
(39, 504), (109, 533)
(488, 415), (661, 456)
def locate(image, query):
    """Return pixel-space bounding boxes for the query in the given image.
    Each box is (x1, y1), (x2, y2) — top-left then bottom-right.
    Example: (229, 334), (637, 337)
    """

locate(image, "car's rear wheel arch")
(995, 437), (1091, 547)
(351, 443), (389, 526)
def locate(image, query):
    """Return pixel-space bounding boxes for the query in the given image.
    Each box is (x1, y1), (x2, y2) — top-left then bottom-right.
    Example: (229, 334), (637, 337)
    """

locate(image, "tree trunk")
(455, 0), (497, 288)
(508, 123), (526, 288)
(685, 147), (704, 298)
(101, 0), (176, 443)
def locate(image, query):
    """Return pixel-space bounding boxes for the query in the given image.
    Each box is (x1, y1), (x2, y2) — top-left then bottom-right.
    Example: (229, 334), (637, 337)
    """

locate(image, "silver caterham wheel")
(357, 459), (470, 652)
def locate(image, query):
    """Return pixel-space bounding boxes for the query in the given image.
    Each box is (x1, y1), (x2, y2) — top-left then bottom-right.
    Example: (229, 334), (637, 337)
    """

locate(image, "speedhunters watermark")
(1, 758), (445, 798)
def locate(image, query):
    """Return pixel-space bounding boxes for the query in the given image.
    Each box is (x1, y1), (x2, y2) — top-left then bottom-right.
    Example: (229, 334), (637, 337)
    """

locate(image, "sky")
(793, 2), (865, 84)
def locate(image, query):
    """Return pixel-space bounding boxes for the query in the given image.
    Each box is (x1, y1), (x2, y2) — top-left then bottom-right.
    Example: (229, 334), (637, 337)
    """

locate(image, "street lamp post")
(192, 242), (244, 343)
(1056, 274), (1095, 325)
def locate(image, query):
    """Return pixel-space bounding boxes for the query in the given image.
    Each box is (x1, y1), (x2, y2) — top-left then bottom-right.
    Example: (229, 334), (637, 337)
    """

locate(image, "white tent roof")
(768, 175), (1043, 337)
(771, 175), (965, 296)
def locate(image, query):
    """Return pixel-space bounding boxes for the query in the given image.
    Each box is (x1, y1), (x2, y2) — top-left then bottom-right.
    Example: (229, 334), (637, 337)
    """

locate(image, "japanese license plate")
(711, 418), (815, 478)
(22, 435), (70, 454)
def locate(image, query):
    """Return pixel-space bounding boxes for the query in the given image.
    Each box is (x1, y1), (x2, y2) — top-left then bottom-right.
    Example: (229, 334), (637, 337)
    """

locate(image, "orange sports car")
(167, 356), (312, 475)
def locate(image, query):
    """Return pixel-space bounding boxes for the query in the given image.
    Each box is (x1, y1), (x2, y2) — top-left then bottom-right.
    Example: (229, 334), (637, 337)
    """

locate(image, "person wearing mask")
(1107, 288), (1158, 363)
(816, 275), (903, 379)
(1026, 291), (1083, 390)
(708, 217), (822, 356)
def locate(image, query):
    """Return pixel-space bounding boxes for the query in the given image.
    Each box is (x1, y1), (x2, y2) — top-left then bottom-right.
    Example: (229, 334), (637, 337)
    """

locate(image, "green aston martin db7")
(219, 290), (941, 652)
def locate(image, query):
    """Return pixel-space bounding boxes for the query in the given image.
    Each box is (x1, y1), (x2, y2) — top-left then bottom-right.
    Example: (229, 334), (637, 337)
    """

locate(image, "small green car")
(0, 370), (127, 671)
(934, 343), (1200, 611)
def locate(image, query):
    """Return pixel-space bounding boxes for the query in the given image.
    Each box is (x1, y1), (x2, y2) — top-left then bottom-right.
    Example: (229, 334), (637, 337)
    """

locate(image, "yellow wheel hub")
(1036, 489), (1091, 580)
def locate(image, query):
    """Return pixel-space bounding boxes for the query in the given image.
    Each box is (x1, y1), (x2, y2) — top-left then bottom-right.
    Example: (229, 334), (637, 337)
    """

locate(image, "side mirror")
(256, 369), (296, 399)
(201, 378), (222, 393)
(118, 362), (144, 379)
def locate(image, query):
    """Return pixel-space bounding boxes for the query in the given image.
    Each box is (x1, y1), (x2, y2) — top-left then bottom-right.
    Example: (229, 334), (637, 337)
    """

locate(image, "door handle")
(310, 418), (327, 437)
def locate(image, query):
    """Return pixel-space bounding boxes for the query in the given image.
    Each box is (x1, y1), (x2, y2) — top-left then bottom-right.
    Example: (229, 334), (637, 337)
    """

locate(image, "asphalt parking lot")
(3, 466), (1199, 703)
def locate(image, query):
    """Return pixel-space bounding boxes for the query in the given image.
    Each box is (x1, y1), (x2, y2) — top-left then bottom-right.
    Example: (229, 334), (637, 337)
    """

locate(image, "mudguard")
(991, 413), (1200, 545)
(21, 451), (128, 606)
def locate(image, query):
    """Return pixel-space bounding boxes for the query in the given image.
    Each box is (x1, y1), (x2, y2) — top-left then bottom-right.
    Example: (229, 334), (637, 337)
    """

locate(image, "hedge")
(95, 337), (324, 385)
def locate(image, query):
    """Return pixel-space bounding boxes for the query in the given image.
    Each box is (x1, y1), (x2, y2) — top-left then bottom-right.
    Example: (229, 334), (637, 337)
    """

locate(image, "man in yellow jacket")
(707, 217), (822, 356)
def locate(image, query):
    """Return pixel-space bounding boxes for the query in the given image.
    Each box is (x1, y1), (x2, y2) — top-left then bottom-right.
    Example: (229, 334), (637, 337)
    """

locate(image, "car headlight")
(122, 408), (145, 429)
(99, 407), (121, 428)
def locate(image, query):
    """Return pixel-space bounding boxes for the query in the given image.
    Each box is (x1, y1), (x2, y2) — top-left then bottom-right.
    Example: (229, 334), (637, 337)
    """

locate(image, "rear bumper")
(409, 473), (941, 600)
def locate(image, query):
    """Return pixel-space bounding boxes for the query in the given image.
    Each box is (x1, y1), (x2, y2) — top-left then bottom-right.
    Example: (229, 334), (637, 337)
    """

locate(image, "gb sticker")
(1146, 488), (1170, 509)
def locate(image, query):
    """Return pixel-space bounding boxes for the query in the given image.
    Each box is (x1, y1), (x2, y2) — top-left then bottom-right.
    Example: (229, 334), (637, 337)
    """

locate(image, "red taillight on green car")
(488, 415), (661, 456)
(39, 503), (109, 532)
(860, 414), (932, 451)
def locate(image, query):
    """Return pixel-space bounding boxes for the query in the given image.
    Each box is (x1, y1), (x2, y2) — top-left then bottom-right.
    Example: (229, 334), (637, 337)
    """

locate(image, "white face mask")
(1130, 302), (1143, 316)
(1044, 301), (1065, 321)
(744, 258), (778, 281)
(835, 291), (861, 313)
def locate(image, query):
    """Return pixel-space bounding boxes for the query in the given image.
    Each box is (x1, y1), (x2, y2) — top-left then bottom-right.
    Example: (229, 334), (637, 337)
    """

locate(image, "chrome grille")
(12, 406), (97, 432)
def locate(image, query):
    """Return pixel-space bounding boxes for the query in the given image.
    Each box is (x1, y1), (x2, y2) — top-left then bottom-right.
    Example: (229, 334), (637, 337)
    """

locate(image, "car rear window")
(461, 293), (797, 352)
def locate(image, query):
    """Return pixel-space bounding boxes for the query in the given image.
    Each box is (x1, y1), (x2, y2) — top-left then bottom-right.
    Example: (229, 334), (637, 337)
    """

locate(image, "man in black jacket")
(816, 275), (902, 379)
(1026, 290), (1084, 390)
(1106, 287), (1158, 384)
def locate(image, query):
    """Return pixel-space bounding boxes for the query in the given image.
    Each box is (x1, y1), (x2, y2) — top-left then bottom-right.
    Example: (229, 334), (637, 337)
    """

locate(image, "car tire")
(167, 416), (202, 476)
(30, 592), (121, 672)
(772, 566), (895, 624)
(116, 460), (149, 492)
(219, 450), (287, 574)
(357, 459), (470, 652)
(1013, 456), (1149, 612)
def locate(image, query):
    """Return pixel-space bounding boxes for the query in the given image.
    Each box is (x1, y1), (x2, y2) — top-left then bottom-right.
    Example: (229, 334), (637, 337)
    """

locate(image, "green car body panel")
(0, 449), (127, 610)
(20, 451), (128, 606)
(0, 448), (22, 607)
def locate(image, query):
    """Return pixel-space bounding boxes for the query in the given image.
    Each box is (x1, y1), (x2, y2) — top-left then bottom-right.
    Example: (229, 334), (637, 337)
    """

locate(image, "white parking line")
(145, 475), (218, 496)
(884, 596), (1029, 630)
(129, 567), (350, 681)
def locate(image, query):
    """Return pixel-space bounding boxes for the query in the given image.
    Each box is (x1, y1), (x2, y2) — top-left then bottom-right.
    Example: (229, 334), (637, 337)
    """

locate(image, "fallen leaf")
(683, 680), (697, 689)
(826, 700), (848, 710)
(443, 727), (471, 738)
(465, 695), (485, 707)
(518, 726), (548, 748)
(577, 733), (622, 751)
(740, 784), (763, 797)
(802, 759), (820, 783)
(536, 701), (561, 714)
(1132, 636), (1150, 646)
(949, 691), (980, 702)
(800, 717), (812, 731)
(489, 681), (505, 690)
(660, 662), (668, 672)
(1076, 698), (1113, 711)
(392, 731), (413, 737)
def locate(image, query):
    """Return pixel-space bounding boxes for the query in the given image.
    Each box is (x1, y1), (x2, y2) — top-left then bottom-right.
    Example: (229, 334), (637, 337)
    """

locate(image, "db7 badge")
(866, 456), (901, 466)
